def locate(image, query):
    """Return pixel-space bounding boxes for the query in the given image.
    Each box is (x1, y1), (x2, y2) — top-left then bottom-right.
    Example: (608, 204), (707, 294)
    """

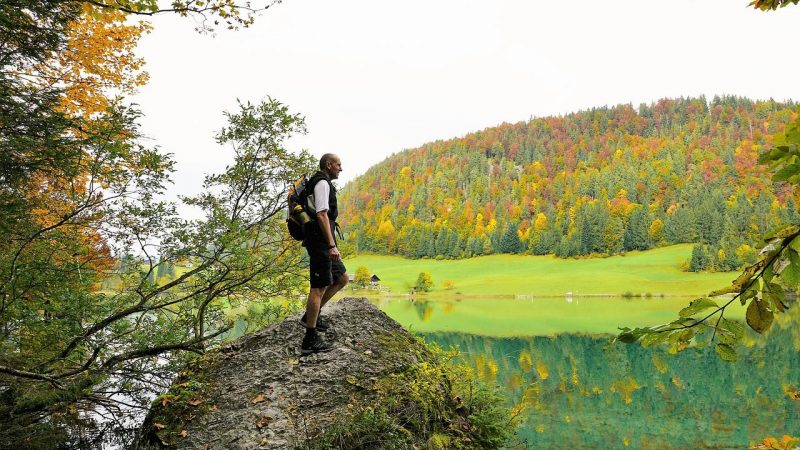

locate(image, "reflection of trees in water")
(413, 300), (433, 322)
(442, 302), (456, 314)
(423, 307), (800, 448)
(408, 298), (433, 322)
(405, 299), (457, 322)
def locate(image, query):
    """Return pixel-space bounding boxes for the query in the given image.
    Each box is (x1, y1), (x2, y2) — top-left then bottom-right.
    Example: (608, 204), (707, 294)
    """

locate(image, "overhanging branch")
(0, 365), (63, 388)
(100, 325), (232, 371)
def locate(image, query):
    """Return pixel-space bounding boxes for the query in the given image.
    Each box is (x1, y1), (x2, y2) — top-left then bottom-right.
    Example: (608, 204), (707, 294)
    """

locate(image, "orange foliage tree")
(1, 2), (309, 448)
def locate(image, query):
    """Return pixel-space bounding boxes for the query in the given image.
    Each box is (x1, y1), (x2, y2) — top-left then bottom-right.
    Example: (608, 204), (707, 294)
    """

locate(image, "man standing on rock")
(300, 153), (349, 355)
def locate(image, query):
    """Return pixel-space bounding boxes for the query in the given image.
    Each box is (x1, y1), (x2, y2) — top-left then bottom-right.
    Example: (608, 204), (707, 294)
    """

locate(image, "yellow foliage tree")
(51, 5), (150, 119)
(354, 265), (370, 288)
(376, 219), (396, 251)
(473, 213), (486, 237)
(415, 271), (434, 292)
(648, 218), (665, 243)
(534, 212), (548, 231)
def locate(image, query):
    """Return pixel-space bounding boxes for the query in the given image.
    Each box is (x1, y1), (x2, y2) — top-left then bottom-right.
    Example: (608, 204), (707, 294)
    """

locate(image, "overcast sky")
(133, 0), (800, 199)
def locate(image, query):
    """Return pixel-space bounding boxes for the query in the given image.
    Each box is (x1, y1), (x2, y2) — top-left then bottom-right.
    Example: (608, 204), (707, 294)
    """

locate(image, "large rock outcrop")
(136, 297), (507, 449)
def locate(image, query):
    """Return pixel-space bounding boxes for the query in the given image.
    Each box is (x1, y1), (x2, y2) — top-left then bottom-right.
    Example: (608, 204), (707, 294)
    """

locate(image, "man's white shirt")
(313, 179), (330, 213)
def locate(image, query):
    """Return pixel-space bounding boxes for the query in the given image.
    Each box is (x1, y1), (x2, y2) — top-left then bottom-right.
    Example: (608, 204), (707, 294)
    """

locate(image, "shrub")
(310, 341), (515, 449)
(415, 272), (434, 292)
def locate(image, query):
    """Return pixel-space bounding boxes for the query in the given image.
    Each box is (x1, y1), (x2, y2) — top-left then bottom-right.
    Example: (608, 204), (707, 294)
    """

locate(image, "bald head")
(319, 153), (342, 180)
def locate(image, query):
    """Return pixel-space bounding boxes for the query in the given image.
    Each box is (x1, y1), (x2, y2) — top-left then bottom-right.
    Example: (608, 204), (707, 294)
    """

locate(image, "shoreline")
(343, 290), (724, 300)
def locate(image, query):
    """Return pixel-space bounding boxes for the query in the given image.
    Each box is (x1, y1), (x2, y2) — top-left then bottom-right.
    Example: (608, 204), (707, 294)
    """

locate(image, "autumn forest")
(341, 96), (799, 272)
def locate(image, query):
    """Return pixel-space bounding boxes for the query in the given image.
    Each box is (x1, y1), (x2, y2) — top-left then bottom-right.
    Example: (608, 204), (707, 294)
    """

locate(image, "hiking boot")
(301, 332), (334, 356)
(299, 313), (329, 332)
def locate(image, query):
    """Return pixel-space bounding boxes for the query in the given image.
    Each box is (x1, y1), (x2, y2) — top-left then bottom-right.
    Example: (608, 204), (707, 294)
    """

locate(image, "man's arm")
(316, 211), (340, 261)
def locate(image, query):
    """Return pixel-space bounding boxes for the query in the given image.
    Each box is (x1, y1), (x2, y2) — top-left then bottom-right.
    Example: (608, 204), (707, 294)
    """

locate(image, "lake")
(371, 295), (800, 449)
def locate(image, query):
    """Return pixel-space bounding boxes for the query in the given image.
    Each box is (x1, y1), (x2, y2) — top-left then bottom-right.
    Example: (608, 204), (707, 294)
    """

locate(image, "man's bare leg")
(320, 273), (349, 309)
(305, 287), (325, 328)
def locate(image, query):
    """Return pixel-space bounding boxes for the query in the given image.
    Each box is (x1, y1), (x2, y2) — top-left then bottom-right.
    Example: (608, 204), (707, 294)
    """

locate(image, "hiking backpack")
(286, 173), (342, 242)
(286, 175), (313, 241)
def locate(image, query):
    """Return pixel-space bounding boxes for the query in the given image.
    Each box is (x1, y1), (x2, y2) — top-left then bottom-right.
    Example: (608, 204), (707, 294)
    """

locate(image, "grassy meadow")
(343, 244), (736, 297)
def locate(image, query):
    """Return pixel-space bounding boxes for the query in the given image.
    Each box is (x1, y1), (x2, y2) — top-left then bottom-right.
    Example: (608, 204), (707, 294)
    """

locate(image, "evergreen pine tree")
(604, 217), (625, 255)
(695, 198), (724, 245)
(499, 223), (523, 253)
(417, 232), (434, 258)
(471, 236), (485, 256)
(665, 206), (696, 243)
(624, 206), (651, 251)
(784, 196), (800, 225)
(434, 227), (448, 256)
(448, 230), (462, 258)
(689, 244), (710, 272)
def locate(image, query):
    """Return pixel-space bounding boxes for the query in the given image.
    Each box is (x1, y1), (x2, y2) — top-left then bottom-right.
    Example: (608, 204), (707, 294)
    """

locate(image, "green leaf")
(715, 343), (737, 362)
(678, 298), (718, 318)
(674, 329), (695, 343)
(758, 145), (789, 163)
(616, 327), (649, 344)
(716, 329), (740, 346)
(762, 263), (775, 285)
(745, 299), (774, 334)
(640, 330), (671, 347)
(709, 285), (739, 297)
(731, 264), (759, 289)
(741, 286), (757, 303)
(780, 251), (800, 287)
(667, 328), (695, 353)
(719, 318), (746, 341)
(692, 326), (712, 348)
(773, 163), (800, 182)
(765, 282), (785, 300)
(764, 291), (787, 313)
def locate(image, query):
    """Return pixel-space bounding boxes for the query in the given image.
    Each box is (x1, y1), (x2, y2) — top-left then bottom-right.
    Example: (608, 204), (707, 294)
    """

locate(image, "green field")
(343, 244), (736, 297)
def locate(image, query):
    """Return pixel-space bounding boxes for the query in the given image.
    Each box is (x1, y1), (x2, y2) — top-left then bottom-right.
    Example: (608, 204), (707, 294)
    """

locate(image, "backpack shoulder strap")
(306, 171), (331, 191)
(304, 171), (332, 215)
(306, 172), (333, 200)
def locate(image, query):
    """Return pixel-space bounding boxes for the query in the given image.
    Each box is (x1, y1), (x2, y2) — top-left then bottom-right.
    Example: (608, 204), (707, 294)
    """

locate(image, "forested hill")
(338, 96), (799, 271)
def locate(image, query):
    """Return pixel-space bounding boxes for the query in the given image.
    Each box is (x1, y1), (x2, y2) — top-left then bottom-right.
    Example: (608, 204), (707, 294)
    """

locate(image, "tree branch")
(100, 325), (232, 371)
(0, 365), (63, 388)
(653, 231), (797, 335)
(82, 0), (273, 18)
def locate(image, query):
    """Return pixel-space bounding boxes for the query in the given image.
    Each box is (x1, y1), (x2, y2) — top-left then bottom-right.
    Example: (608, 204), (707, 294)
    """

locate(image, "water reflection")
(415, 307), (800, 448)
(413, 300), (433, 322)
(374, 296), (749, 336)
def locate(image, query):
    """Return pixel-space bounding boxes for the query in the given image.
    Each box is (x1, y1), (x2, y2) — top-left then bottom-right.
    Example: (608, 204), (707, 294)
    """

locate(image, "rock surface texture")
(137, 297), (431, 449)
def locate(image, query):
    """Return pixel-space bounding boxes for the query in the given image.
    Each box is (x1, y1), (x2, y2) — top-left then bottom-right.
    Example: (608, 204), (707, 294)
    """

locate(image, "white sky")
(133, 0), (800, 200)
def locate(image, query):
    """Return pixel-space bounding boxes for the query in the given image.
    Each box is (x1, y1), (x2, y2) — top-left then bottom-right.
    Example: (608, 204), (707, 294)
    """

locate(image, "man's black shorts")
(307, 243), (347, 288)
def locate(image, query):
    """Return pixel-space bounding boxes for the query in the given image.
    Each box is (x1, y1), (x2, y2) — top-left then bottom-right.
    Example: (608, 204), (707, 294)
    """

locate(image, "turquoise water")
(374, 297), (800, 449)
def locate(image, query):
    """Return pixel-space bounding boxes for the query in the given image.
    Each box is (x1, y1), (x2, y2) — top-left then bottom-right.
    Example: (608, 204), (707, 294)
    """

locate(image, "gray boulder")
(135, 297), (507, 449)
